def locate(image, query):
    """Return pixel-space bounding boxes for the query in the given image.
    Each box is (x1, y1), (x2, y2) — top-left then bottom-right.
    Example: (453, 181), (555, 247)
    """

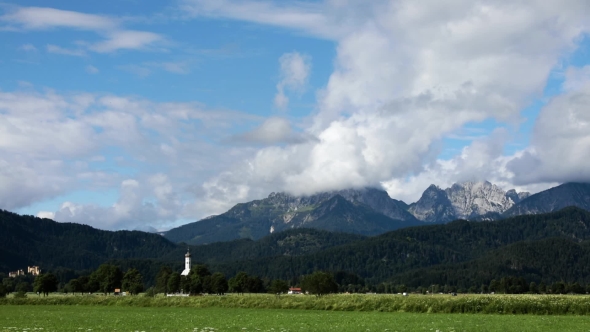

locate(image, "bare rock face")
(408, 185), (456, 223)
(446, 181), (515, 219)
(408, 181), (530, 223)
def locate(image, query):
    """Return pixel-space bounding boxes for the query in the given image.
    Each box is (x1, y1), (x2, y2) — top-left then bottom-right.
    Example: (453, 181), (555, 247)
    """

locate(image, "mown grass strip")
(2, 305), (590, 332)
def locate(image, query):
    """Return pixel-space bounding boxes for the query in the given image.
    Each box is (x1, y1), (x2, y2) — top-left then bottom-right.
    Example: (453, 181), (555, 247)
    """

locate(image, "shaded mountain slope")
(209, 207), (590, 283)
(165, 189), (420, 245)
(504, 182), (590, 217)
(393, 237), (590, 288)
(0, 209), (177, 271)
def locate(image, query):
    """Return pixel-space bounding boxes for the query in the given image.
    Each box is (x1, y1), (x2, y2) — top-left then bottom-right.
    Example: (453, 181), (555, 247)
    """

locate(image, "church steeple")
(181, 248), (192, 276)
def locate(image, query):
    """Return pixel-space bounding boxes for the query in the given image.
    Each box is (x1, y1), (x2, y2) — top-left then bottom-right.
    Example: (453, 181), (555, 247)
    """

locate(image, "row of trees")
(65, 264), (144, 295)
(153, 266), (341, 297)
(154, 265), (229, 295)
(376, 277), (590, 295)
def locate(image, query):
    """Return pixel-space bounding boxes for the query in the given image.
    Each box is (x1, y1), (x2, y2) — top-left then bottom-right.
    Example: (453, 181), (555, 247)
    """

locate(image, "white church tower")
(181, 248), (191, 276)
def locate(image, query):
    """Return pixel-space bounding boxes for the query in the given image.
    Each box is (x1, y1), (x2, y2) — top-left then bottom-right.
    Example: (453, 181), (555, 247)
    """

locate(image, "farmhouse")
(288, 287), (302, 294)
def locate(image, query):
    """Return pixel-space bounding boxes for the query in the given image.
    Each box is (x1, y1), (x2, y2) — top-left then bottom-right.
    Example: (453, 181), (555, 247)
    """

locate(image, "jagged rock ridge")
(408, 181), (530, 223)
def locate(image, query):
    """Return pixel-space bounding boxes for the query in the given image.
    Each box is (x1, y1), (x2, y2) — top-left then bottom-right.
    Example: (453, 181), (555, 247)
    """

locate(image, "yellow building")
(28, 266), (41, 275)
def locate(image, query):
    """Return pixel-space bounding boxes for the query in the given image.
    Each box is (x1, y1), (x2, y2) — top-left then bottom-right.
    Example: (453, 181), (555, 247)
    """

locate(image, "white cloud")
(274, 52), (311, 110)
(37, 211), (55, 220)
(4, 1), (590, 230)
(2, 6), (164, 53)
(230, 117), (315, 145)
(86, 65), (99, 74)
(1, 6), (116, 30)
(47, 44), (86, 57)
(89, 30), (163, 53)
(51, 175), (183, 230)
(188, 0), (590, 214)
(19, 43), (37, 52)
(118, 64), (152, 78)
(118, 61), (193, 77)
(181, 0), (339, 39)
(507, 66), (590, 185)
(0, 89), (263, 229)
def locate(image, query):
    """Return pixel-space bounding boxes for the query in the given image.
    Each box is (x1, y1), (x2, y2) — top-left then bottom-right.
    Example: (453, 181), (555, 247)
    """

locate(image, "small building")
(28, 266), (41, 276)
(288, 287), (302, 294)
(8, 269), (24, 278)
(181, 249), (191, 276)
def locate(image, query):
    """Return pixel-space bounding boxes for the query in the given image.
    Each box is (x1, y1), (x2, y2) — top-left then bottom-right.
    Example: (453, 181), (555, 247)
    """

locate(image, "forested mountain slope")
(208, 207), (590, 283)
(0, 209), (364, 273)
(391, 237), (590, 288)
(0, 210), (177, 271)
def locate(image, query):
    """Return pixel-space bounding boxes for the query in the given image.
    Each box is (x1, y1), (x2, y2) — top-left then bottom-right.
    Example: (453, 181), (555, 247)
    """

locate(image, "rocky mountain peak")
(409, 180), (530, 222)
(408, 184), (455, 223)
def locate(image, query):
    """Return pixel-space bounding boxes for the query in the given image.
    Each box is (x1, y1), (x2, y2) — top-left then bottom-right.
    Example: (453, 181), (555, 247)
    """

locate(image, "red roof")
(289, 288), (301, 291)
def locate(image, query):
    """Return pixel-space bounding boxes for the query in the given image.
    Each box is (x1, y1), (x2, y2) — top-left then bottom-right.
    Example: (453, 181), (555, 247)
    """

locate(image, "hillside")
(391, 237), (590, 289)
(504, 182), (590, 217)
(207, 207), (590, 284)
(161, 228), (366, 264)
(4, 207), (590, 289)
(0, 209), (364, 274)
(0, 209), (178, 272)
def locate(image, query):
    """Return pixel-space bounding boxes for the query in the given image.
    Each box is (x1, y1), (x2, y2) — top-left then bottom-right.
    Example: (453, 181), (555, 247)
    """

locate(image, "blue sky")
(1, 1), (590, 230)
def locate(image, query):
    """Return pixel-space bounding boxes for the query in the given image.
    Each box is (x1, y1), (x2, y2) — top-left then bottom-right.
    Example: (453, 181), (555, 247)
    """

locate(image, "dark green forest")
(3, 207), (590, 292)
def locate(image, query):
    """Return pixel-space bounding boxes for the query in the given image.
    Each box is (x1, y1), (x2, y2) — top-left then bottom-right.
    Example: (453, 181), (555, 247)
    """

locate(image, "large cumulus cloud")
(508, 66), (590, 185)
(189, 0), (590, 207)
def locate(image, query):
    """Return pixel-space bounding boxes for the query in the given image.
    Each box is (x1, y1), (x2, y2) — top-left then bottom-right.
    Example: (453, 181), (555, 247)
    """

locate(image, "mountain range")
(165, 181), (590, 245)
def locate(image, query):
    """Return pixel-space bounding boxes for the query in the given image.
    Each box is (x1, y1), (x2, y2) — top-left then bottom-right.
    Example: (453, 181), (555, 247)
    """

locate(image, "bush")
(13, 291), (27, 299)
(0, 284), (7, 297)
(144, 287), (157, 297)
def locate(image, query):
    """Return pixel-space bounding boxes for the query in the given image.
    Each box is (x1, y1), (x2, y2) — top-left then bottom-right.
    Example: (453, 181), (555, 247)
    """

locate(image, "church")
(181, 249), (191, 276)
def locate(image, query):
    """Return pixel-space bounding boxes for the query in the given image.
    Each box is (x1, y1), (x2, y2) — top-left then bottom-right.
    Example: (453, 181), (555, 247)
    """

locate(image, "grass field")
(4, 293), (590, 315)
(2, 305), (590, 332)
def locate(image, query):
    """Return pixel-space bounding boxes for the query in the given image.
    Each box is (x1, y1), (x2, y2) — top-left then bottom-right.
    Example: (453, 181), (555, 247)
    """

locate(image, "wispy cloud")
(46, 44), (86, 57)
(118, 60), (193, 77)
(118, 64), (152, 78)
(181, 0), (338, 39)
(1, 6), (116, 30)
(274, 52), (311, 110)
(228, 117), (316, 145)
(19, 43), (37, 52)
(1, 6), (164, 54)
(0, 89), (261, 229)
(89, 30), (163, 53)
(86, 65), (99, 74)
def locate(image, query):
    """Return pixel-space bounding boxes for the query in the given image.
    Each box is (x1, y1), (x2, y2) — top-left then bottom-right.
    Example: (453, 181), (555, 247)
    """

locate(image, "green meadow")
(4, 293), (590, 315)
(3, 294), (590, 331)
(2, 305), (590, 332)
